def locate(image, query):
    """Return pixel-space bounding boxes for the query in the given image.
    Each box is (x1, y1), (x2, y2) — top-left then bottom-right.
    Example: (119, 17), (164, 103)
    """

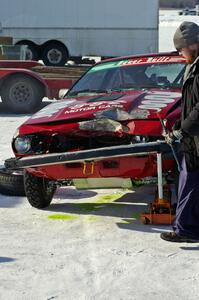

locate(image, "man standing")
(161, 21), (199, 242)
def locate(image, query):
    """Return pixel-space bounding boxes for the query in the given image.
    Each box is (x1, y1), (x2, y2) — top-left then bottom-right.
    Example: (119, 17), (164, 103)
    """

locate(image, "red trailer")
(0, 60), (88, 113)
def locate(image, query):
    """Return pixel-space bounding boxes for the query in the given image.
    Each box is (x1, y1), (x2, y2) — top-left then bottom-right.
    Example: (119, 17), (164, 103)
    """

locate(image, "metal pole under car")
(157, 152), (163, 200)
(5, 141), (172, 169)
(4, 140), (177, 224)
(140, 152), (176, 225)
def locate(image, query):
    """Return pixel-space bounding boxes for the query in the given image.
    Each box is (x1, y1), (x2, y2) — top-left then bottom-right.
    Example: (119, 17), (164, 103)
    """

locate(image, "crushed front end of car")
(6, 53), (186, 207)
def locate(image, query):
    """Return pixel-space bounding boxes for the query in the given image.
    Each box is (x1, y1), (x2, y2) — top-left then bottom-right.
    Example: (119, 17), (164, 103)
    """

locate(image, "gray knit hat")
(173, 21), (199, 49)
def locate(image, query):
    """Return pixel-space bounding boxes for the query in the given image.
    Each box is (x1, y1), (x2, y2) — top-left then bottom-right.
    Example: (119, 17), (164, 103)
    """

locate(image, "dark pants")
(173, 156), (199, 238)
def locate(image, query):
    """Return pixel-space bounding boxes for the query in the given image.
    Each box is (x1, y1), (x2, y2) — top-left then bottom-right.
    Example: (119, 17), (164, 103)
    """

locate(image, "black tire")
(42, 43), (68, 66)
(1, 74), (44, 113)
(24, 171), (56, 209)
(16, 42), (39, 61)
(0, 168), (25, 196)
(25, 44), (39, 61)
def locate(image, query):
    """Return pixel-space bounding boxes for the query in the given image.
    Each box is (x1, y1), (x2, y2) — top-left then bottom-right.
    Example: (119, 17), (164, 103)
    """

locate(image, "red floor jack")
(141, 152), (176, 225)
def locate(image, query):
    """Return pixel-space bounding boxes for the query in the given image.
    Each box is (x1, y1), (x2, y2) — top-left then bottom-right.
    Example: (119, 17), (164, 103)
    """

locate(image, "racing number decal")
(138, 91), (181, 112)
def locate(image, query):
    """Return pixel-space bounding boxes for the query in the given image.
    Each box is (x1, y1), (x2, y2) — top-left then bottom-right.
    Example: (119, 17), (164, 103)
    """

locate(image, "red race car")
(9, 52), (186, 208)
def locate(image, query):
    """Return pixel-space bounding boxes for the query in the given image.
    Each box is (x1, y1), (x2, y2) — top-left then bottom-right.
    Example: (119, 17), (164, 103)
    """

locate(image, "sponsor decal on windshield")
(89, 56), (185, 72)
(119, 56), (185, 66)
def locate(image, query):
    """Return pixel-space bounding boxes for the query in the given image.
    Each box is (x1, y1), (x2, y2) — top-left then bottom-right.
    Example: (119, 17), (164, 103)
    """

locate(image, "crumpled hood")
(25, 89), (182, 125)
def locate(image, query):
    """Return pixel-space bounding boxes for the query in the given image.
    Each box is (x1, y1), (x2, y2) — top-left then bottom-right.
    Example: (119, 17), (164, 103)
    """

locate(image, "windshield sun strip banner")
(89, 56), (186, 73)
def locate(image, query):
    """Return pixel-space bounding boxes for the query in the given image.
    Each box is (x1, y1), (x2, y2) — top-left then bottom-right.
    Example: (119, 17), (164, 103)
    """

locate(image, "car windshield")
(67, 56), (185, 97)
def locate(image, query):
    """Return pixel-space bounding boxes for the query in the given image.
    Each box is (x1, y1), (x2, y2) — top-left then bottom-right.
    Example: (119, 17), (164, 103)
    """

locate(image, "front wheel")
(24, 171), (57, 209)
(0, 168), (25, 196)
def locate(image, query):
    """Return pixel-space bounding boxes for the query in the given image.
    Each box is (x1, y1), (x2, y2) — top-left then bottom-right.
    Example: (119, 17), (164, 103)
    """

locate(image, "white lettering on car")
(138, 91), (181, 112)
(64, 100), (126, 114)
(119, 56), (185, 67)
(31, 100), (75, 119)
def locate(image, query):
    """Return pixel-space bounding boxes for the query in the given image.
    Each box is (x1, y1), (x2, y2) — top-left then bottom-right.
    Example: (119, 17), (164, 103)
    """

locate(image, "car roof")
(97, 51), (181, 65)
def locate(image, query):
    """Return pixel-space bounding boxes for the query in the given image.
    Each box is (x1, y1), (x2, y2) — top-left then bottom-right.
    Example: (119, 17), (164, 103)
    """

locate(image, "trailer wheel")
(25, 44), (39, 61)
(0, 168), (25, 196)
(1, 74), (44, 113)
(42, 43), (68, 66)
(24, 171), (56, 209)
(16, 42), (39, 61)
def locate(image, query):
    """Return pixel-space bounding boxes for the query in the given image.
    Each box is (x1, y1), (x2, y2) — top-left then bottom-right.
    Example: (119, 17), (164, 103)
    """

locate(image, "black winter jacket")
(180, 56), (199, 171)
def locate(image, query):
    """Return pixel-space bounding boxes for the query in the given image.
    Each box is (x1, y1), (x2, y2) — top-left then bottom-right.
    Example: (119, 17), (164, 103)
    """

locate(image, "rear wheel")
(24, 171), (57, 209)
(42, 43), (68, 66)
(1, 74), (44, 113)
(0, 168), (25, 196)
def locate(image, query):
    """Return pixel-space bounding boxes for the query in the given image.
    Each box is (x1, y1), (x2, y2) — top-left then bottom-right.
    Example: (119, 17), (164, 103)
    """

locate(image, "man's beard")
(186, 49), (199, 64)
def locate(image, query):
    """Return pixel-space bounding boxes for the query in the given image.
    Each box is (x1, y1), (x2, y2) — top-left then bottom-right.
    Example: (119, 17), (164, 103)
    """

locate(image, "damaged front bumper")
(5, 141), (171, 170)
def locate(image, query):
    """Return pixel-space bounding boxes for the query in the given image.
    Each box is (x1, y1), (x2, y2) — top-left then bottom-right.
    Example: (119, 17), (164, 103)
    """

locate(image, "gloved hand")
(163, 132), (175, 144)
(172, 129), (183, 140)
(163, 129), (183, 145)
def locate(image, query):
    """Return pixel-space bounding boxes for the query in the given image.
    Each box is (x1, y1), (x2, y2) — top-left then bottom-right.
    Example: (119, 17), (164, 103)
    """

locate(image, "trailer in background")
(0, 60), (88, 113)
(0, 0), (159, 65)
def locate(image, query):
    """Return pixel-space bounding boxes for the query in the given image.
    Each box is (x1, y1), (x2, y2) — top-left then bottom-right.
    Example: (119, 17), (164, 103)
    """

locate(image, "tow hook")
(82, 161), (95, 175)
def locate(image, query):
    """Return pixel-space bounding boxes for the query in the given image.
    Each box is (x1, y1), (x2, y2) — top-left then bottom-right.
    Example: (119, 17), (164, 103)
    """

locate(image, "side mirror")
(59, 89), (68, 99)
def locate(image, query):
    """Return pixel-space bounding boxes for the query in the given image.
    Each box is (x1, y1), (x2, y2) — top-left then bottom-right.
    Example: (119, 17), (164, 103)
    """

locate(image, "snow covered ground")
(1, 10), (199, 300)
(1, 104), (199, 300)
